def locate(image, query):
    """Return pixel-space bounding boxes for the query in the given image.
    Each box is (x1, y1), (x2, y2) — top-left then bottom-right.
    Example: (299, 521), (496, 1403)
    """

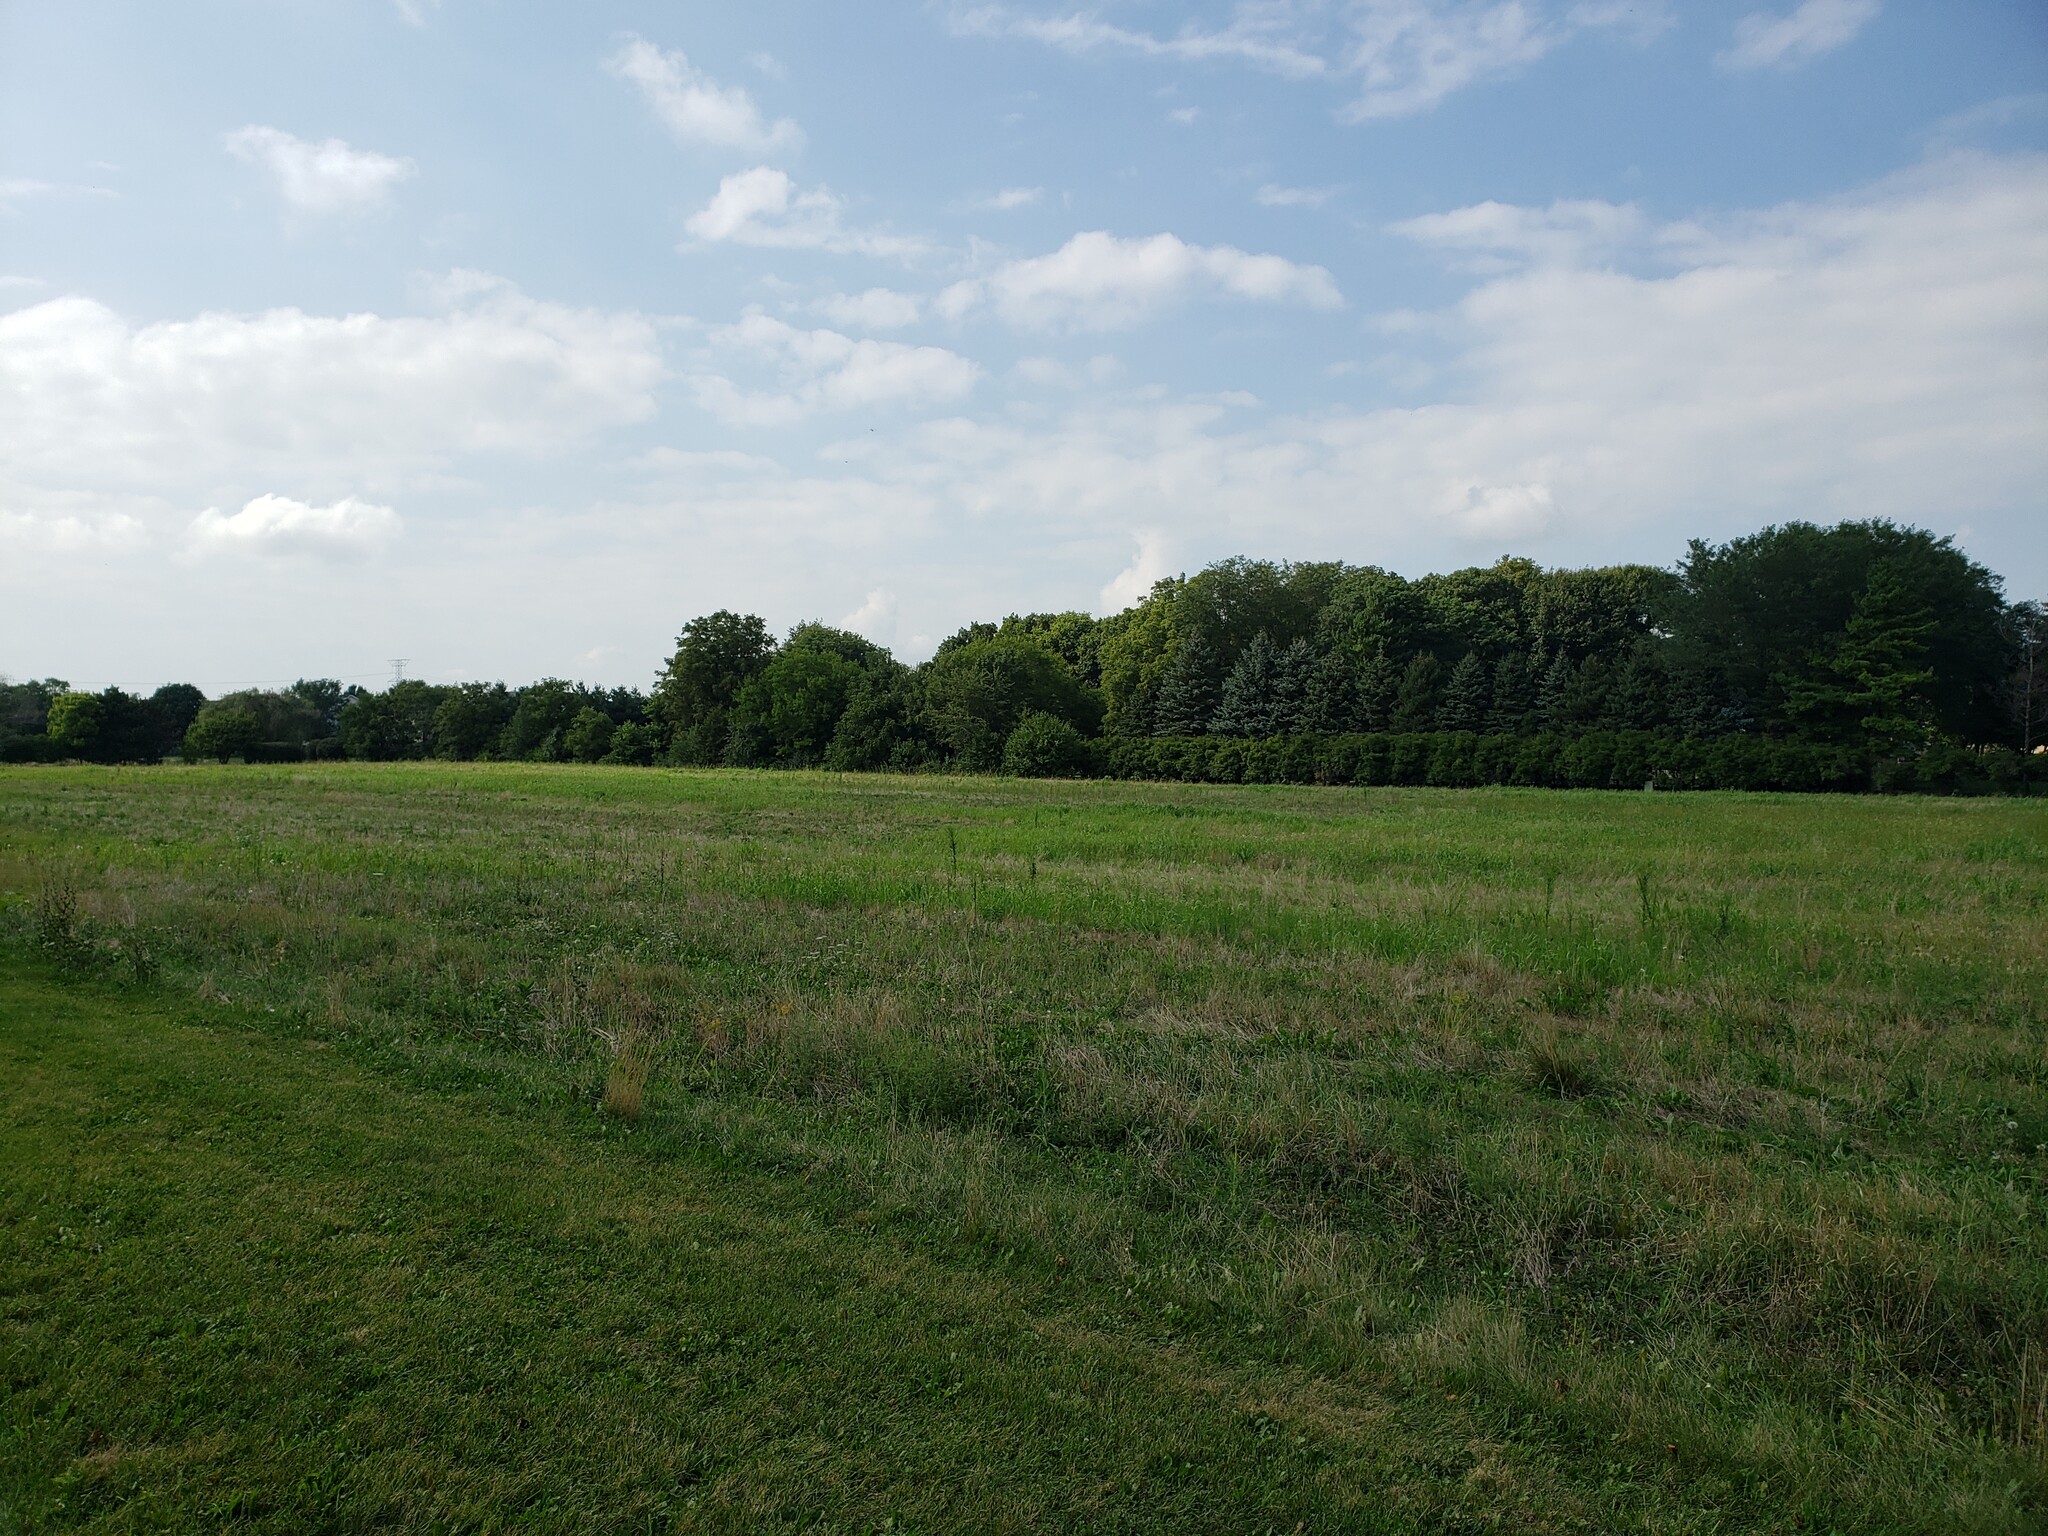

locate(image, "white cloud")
(606, 36), (803, 154)
(946, 230), (1343, 330)
(813, 288), (922, 330)
(1256, 184), (1335, 207)
(1, 176), (115, 209)
(684, 167), (926, 258)
(224, 126), (415, 216)
(840, 587), (898, 640)
(1099, 529), (1172, 612)
(391, 0), (437, 25)
(947, 6), (1329, 79)
(1392, 197), (1647, 269)
(1338, 1), (1555, 120)
(191, 494), (400, 556)
(904, 152), (2047, 564)
(688, 313), (980, 427)
(0, 275), (664, 495)
(981, 186), (1043, 209)
(1721, 0), (1880, 71)
(955, 3), (1669, 119)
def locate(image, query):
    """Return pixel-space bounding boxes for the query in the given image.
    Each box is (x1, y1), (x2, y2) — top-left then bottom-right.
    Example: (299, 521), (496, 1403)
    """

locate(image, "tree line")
(6, 520), (2043, 791)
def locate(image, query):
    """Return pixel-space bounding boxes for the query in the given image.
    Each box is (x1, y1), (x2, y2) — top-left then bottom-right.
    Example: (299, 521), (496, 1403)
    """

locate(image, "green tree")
(1355, 645), (1398, 732)
(1486, 651), (1534, 735)
(1389, 653), (1442, 733)
(923, 636), (1101, 770)
(1212, 632), (1280, 737)
(183, 706), (264, 762)
(432, 683), (516, 760)
(651, 611), (776, 764)
(44, 692), (103, 758)
(1436, 651), (1489, 732)
(1666, 520), (2008, 742)
(601, 721), (657, 765)
(149, 684), (207, 755)
(1781, 560), (1938, 751)
(1150, 629), (1221, 735)
(727, 650), (865, 767)
(562, 706), (617, 763)
(1003, 710), (1093, 777)
(1534, 651), (1575, 732)
(1300, 648), (1362, 732)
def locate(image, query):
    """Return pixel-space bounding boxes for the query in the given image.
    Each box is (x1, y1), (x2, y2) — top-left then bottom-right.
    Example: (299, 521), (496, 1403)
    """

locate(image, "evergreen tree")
(1389, 652), (1442, 732)
(1301, 649), (1361, 732)
(1487, 650), (1534, 735)
(1535, 650), (1575, 732)
(1151, 629), (1223, 735)
(1436, 651), (1489, 732)
(1213, 632), (1281, 736)
(1272, 638), (1317, 733)
(1356, 644), (1398, 731)
(1557, 655), (1615, 731)
(1604, 638), (1668, 731)
(1782, 560), (1938, 750)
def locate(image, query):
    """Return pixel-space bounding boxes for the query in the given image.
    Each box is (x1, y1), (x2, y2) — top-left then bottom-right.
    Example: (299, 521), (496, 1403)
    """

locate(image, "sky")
(2, 0), (2045, 693)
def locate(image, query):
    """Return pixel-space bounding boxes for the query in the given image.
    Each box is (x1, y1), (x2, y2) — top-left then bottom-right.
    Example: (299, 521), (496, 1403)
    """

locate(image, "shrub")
(1003, 711), (1095, 777)
(183, 707), (264, 763)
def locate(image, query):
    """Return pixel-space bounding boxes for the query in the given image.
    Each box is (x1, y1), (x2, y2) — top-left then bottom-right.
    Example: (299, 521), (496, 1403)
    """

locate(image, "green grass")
(2, 763), (2044, 1533)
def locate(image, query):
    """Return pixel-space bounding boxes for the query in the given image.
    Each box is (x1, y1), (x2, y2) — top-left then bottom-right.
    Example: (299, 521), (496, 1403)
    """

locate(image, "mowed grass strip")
(8, 972), (1680, 1535)
(2, 763), (2044, 1531)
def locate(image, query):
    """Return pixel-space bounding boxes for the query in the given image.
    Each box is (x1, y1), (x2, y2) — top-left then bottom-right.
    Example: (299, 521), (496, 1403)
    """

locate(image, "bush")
(1003, 711), (1095, 777)
(183, 708), (264, 763)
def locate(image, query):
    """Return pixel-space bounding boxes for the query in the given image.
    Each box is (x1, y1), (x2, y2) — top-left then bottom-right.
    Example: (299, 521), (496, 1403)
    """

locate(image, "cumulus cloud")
(1099, 528), (1172, 612)
(687, 313), (980, 427)
(813, 288), (922, 330)
(191, 494), (400, 556)
(606, 36), (803, 154)
(980, 186), (1043, 209)
(0, 275), (664, 495)
(890, 152), (2048, 562)
(839, 587), (899, 640)
(684, 168), (925, 258)
(224, 126), (415, 216)
(1721, 0), (1880, 71)
(941, 230), (1343, 330)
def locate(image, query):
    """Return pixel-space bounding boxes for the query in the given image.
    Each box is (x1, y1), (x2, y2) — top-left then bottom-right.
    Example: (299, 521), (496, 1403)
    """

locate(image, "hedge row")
(1098, 731), (2045, 795)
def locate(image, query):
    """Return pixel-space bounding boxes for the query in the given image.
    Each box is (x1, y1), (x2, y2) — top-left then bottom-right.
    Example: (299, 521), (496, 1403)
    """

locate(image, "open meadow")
(1, 763), (2044, 1533)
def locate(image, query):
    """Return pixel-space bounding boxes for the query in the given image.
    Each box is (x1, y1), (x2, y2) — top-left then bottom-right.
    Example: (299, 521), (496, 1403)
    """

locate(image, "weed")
(33, 873), (94, 970)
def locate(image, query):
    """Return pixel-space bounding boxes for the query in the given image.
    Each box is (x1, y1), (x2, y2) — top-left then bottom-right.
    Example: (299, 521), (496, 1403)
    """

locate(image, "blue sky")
(3, 0), (2044, 691)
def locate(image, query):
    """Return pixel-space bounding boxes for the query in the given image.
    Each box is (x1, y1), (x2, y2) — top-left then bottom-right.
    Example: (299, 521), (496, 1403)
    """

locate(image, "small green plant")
(33, 875), (95, 970)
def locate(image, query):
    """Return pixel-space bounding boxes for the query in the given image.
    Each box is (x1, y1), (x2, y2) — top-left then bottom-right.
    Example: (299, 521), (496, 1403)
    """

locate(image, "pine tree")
(1302, 649), (1360, 732)
(1558, 655), (1614, 731)
(1487, 649), (1534, 735)
(1272, 638), (1317, 733)
(1213, 632), (1280, 736)
(1389, 652), (1442, 732)
(1535, 650), (1575, 733)
(1437, 651), (1489, 732)
(1356, 644), (1398, 732)
(1783, 560), (1938, 750)
(1605, 638), (1668, 731)
(1152, 629), (1222, 736)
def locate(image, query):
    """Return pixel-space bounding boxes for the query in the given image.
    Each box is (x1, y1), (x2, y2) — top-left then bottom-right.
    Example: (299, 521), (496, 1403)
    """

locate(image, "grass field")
(2, 764), (2044, 1533)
